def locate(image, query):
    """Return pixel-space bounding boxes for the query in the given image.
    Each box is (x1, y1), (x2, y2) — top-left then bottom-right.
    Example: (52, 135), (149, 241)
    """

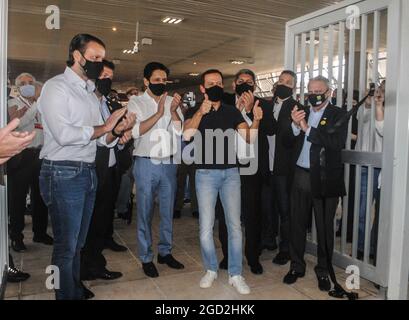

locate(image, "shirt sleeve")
(127, 97), (143, 139)
(232, 107), (246, 129)
(291, 122), (301, 136)
(38, 81), (94, 147)
(375, 120), (384, 137)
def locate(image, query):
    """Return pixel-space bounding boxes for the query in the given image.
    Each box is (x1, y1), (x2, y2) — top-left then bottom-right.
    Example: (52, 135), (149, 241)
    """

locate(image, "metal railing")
(285, 0), (409, 300)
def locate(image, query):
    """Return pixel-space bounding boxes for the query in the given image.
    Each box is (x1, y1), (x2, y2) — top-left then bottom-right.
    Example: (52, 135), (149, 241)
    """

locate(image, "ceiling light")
(162, 17), (184, 24)
(231, 60), (245, 65)
(112, 27), (117, 32)
(189, 73), (200, 77)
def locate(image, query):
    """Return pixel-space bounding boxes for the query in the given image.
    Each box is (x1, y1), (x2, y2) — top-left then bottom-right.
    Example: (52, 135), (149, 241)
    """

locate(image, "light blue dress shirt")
(292, 104), (328, 169)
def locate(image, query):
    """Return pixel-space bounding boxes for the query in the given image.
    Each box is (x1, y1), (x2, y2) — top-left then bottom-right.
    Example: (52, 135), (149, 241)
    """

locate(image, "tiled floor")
(5, 205), (382, 300)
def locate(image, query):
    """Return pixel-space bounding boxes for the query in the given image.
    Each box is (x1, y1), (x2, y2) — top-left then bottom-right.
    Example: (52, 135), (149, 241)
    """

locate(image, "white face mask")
(19, 84), (36, 98)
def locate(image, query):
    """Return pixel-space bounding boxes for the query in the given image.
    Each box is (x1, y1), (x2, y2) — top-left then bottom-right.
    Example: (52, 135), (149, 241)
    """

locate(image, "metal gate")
(285, 0), (409, 299)
(0, 0), (9, 299)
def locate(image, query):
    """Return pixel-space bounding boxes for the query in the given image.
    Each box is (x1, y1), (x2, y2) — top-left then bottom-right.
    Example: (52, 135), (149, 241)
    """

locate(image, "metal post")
(0, 0), (9, 297)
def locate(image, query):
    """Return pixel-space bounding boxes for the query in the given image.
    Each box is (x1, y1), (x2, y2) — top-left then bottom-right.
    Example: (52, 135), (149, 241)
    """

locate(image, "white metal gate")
(0, 0), (9, 299)
(285, 0), (409, 300)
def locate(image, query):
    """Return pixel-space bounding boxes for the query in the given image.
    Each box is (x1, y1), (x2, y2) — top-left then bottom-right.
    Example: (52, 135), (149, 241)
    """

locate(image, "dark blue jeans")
(39, 160), (97, 300)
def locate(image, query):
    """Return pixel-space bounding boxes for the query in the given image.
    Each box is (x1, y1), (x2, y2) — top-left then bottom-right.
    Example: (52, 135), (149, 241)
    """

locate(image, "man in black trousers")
(269, 70), (298, 266)
(81, 60), (135, 281)
(218, 69), (274, 275)
(283, 76), (348, 292)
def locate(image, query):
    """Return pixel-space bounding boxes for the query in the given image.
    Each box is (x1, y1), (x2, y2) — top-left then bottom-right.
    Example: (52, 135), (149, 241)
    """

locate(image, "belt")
(296, 165), (310, 173)
(43, 160), (96, 169)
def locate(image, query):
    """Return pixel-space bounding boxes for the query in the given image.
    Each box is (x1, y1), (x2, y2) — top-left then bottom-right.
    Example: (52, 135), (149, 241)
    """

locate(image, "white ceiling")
(8, 0), (340, 88)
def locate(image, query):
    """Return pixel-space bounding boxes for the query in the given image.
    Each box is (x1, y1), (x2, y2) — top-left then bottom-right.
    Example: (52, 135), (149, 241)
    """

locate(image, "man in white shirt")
(38, 34), (131, 300)
(7, 73), (52, 253)
(128, 62), (185, 278)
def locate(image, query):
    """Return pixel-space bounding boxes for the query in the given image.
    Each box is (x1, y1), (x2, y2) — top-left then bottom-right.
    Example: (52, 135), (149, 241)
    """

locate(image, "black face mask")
(149, 83), (167, 96)
(236, 83), (254, 96)
(309, 90), (329, 107)
(80, 54), (104, 80)
(275, 84), (293, 100)
(205, 85), (224, 102)
(96, 78), (112, 97)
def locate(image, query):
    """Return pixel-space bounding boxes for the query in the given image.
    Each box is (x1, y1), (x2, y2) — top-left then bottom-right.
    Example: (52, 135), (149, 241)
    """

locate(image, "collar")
(64, 67), (95, 93)
(310, 101), (329, 115)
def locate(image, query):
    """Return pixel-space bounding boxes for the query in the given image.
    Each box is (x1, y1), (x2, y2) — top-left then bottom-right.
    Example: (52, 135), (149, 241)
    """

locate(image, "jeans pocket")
(39, 174), (52, 206)
(197, 169), (211, 175)
(53, 167), (82, 180)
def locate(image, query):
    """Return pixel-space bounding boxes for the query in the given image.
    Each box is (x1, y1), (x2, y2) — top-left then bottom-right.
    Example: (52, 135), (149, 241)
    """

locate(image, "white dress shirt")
(357, 107), (383, 153)
(38, 67), (117, 163)
(292, 103), (328, 169)
(128, 91), (183, 159)
(7, 96), (44, 148)
(234, 95), (256, 161)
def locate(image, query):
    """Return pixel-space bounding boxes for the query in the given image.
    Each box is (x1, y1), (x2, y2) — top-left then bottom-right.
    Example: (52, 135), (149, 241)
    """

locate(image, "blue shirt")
(292, 104), (328, 169)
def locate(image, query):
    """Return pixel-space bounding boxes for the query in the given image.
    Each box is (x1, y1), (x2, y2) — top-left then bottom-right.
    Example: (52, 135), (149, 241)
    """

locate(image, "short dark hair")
(234, 69), (256, 82)
(201, 69), (224, 85)
(103, 60), (115, 71)
(144, 62), (170, 80)
(281, 70), (298, 88)
(66, 34), (106, 67)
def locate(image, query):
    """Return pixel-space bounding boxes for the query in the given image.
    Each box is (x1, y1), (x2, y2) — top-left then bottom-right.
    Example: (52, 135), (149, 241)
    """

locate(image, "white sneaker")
(200, 271), (218, 289)
(229, 275), (251, 295)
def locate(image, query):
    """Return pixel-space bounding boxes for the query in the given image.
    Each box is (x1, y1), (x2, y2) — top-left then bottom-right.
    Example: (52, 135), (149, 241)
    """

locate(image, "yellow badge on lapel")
(320, 119), (327, 126)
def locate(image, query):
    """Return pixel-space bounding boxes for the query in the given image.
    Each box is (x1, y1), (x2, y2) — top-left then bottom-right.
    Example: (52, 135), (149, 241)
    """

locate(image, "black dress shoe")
(173, 210), (182, 219)
(143, 262), (159, 278)
(85, 268), (123, 281)
(283, 270), (305, 285)
(250, 262), (264, 275)
(219, 258), (228, 270)
(262, 242), (278, 252)
(11, 239), (27, 253)
(317, 275), (331, 292)
(273, 252), (291, 266)
(81, 282), (95, 300)
(7, 267), (30, 283)
(104, 239), (127, 252)
(33, 234), (54, 246)
(158, 254), (185, 270)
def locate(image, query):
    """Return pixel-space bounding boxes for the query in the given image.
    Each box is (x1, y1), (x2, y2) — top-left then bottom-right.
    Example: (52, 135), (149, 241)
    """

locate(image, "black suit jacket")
(273, 97), (298, 177)
(223, 92), (275, 179)
(285, 104), (348, 198)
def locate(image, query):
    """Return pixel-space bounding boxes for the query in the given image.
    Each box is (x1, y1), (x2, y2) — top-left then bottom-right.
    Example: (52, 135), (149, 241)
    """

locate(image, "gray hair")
(309, 75), (331, 90)
(15, 73), (36, 87)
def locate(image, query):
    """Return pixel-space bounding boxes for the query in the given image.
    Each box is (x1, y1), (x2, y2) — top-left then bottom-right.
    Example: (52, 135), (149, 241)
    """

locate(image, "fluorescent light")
(162, 17), (184, 24)
(231, 60), (245, 65)
(189, 73), (200, 76)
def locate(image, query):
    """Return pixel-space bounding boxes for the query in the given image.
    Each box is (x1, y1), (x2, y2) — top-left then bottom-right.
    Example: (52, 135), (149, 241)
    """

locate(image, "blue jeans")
(196, 168), (243, 276)
(358, 167), (381, 253)
(133, 157), (177, 263)
(39, 160), (97, 300)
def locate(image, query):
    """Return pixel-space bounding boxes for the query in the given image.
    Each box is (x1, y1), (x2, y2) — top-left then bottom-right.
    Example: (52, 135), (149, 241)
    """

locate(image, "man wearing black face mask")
(81, 60), (136, 282)
(38, 34), (132, 300)
(184, 69), (264, 295)
(283, 76), (348, 292)
(269, 70), (299, 266)
(128, 62), (185, 279)
(217, 69), (274, 275)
